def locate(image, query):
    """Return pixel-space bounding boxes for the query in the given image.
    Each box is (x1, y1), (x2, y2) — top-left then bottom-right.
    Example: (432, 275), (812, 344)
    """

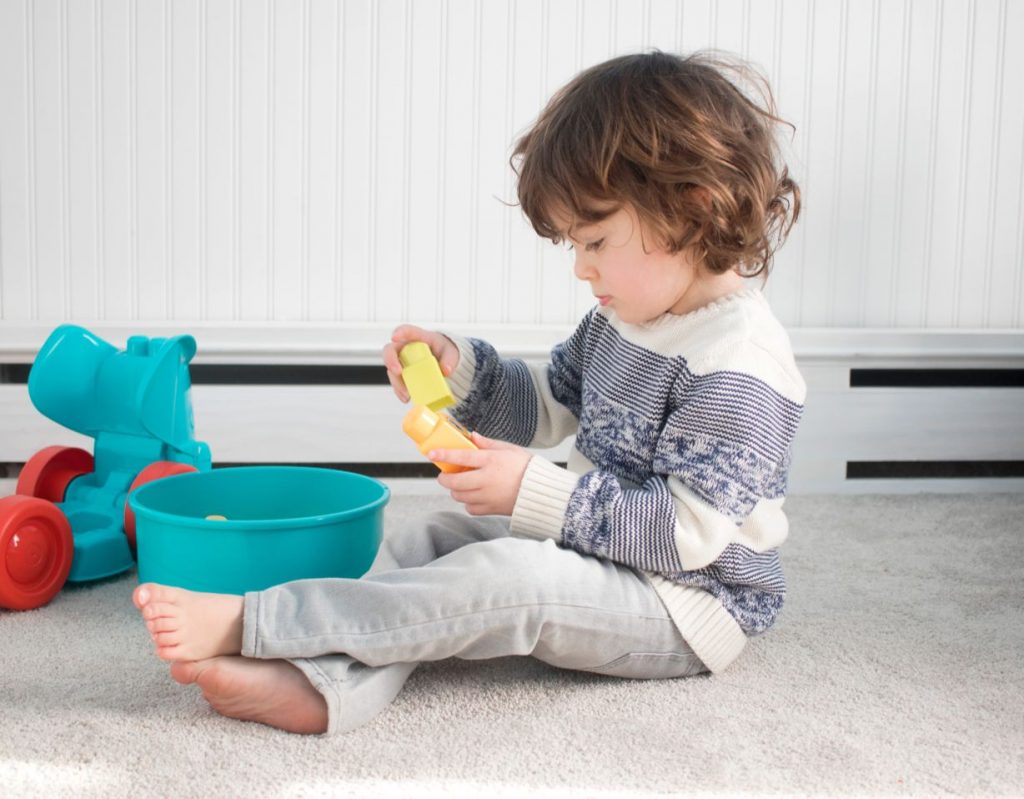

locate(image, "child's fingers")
(391, 325), (443, 356)
(391, 327), (440, 367)
(422, 333), (457, 375)
(388, 326), (459, 377)
(470, 431), (516, 450)
(436, 338), (459, 376)
(437, 466), (486, 492)
(381, 345), (408, 398)
(386, 371), (410, 403)
(429, 448), (483, 470)
(448, 488), (484, 506)
(381, 340), (399, 370)
(381, 341), (410, 401)
(389, 324), (429, 345)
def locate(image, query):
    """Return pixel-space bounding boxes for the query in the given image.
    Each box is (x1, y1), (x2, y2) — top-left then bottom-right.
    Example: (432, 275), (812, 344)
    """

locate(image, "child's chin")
(614, 308), (645, 324)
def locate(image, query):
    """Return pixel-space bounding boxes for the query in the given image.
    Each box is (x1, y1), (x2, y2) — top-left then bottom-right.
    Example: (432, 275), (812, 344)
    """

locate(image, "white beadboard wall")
(1, 0), (1023, 495)
(1, 0), (1022, 334)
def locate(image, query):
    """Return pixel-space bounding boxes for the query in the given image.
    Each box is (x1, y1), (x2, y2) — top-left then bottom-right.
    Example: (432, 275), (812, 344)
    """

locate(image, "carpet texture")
(1, 491), (1022, 798)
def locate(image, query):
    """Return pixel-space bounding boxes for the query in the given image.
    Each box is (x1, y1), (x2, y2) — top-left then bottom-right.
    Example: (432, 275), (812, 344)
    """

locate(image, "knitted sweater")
(444, 288), (806, 673)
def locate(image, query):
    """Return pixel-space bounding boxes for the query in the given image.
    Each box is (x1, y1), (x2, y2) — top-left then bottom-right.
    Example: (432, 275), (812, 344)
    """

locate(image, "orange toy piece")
(402, 405), (477, 473)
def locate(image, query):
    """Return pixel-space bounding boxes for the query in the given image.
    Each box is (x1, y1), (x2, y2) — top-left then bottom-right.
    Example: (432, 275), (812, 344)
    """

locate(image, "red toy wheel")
(123, 461), (199, 555)
(16, 446), (94, 503)
(0, 495), (74, 611)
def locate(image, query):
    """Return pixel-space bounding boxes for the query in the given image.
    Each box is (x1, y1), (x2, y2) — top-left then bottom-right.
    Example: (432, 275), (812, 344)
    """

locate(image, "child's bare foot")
(170, 657), (328, 734)
(133, 583), (244, 661)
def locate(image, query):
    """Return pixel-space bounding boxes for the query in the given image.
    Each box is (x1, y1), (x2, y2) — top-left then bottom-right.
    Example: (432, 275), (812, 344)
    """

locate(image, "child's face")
(556, 205), (704, 324)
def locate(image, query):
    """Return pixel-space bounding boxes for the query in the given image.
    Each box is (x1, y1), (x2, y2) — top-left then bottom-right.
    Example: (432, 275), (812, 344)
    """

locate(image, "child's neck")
(669, 269), (748, 317)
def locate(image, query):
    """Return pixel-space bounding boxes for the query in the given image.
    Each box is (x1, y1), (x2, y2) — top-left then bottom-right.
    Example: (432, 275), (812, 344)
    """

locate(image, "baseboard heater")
(11, 459), (1017, 481)
(844, 367), (1024, 481)
(3, 363), (1023, 491)
(9, 363), (1024, 387)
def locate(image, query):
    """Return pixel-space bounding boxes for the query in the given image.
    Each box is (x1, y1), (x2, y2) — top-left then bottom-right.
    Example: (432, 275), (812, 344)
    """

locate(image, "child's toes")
(153, 625), (181, 643)
(154, 640), (183, 661)
(142, 601), (179, 621)
(146, 616), (180, 635)
(137, 583), (183, 608)
(132, 584), (152, 609)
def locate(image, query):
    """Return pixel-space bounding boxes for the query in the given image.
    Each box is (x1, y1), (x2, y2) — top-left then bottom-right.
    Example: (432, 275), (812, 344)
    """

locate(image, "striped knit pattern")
(454, 340), (539, 447)
(452, 290), (805, 641)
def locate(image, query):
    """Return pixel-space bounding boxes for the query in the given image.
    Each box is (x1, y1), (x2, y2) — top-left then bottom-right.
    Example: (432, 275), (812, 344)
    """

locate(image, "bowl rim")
(128, 465), (390, 530)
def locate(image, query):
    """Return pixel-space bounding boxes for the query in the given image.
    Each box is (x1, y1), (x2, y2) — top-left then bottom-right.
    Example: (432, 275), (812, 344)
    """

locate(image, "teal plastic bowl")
(129, 466), (389, 594)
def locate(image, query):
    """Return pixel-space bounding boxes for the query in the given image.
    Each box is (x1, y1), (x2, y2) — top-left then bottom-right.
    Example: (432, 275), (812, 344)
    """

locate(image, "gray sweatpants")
(240, 511), (706, 734)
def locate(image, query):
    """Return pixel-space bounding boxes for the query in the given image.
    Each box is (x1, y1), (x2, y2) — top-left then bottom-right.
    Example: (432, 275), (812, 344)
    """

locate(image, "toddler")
(134, 50), (805, 735)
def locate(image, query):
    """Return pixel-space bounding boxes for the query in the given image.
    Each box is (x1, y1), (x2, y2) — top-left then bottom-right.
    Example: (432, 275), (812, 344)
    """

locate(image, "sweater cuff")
(510, 456), (578, 542)
(440, 333), (476, 404)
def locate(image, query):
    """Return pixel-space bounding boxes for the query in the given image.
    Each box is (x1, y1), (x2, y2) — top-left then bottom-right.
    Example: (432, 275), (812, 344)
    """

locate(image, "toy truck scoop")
(0, 324), (212, 611)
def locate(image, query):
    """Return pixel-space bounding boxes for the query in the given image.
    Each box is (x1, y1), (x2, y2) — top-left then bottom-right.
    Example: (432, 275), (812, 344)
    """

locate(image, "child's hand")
(382, 325), (460, 403)
(432, 432), (532, 517)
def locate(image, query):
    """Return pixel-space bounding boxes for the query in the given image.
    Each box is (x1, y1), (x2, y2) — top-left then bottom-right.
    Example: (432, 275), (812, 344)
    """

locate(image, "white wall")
(1, 0), (1023, 494)
(1, 0), (1023, 347)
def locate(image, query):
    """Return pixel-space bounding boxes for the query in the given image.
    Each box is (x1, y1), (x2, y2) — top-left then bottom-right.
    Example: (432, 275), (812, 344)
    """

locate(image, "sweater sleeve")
(511, 360), (805, 572)
(442, 309), (595, 449)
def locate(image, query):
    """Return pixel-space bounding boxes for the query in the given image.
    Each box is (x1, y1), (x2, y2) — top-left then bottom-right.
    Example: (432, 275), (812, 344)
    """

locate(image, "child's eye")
(585, 239), (604, 252)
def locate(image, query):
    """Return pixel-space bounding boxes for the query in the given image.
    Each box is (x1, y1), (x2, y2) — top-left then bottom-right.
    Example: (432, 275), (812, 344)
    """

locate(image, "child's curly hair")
(511, 50), (801, 278)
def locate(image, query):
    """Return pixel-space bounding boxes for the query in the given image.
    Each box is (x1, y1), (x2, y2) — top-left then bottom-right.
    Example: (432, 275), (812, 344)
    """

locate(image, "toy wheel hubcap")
(0, 495), (74, 610)
(5, 522), (53, 584)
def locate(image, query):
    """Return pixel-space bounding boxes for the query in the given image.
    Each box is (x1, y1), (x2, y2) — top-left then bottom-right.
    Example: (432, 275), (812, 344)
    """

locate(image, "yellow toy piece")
(402, 405), (477, 473)
(205, 514), (227, 521)
(399, 342), (455, 412)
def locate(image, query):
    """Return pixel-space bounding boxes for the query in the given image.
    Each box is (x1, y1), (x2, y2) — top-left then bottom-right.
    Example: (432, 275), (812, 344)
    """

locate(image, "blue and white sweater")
(444, 289), (806, 673)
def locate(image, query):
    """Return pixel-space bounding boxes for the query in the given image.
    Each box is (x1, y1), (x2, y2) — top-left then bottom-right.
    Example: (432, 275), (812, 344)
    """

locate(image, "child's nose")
(573, 255), (595, 281)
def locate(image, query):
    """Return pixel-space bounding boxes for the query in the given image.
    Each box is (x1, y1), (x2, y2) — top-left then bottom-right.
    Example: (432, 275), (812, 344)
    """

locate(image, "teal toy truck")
(0, 325), (211, 610)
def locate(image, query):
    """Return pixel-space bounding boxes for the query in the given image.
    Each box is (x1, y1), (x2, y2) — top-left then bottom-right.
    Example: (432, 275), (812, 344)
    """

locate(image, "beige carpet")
(1, 491), (1022, 798)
